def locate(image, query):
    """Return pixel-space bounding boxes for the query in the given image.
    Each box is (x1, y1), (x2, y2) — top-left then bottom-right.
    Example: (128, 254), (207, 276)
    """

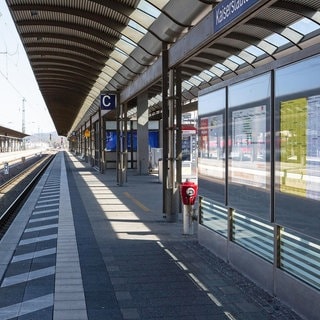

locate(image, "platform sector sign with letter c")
(100, 93), (117, 110)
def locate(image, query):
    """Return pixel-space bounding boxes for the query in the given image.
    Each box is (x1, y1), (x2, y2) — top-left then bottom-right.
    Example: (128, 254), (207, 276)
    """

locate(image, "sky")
(0, 3), (57, 135)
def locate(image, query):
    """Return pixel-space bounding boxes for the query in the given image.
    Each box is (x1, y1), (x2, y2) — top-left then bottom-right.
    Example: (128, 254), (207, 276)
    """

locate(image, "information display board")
(230, 105), (267, 189)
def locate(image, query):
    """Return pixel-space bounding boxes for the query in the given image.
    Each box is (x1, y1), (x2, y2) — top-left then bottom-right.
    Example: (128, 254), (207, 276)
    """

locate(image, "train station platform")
(0, 151), (302, 320)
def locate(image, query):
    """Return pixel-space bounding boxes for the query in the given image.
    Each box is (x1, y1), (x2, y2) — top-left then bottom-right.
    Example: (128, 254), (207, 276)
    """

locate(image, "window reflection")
(275, 55), (320, 238)
(228, 74), (271, 219)
(198, 55), (320, 239)
(198, 89), (226, 204)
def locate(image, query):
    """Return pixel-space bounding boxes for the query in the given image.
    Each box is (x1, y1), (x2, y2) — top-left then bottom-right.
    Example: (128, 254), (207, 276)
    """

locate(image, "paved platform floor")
(0, 151), (303, 319)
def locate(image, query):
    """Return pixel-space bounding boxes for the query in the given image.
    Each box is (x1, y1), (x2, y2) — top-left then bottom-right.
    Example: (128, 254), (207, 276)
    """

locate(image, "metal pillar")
(176, 68), (182, 213)
(137, 92), (149, 175)
(162, 42), (181, 222)
(84, 125), (88, 161)
(99, 104), (105, 173)
(162, 42), (170, 216)
(117, 101), (127, 185)
(22, 98), (26, 150)
(123, 103), (128, 181)
(129, 120), (134, 169)
(89, 116), (93, 166)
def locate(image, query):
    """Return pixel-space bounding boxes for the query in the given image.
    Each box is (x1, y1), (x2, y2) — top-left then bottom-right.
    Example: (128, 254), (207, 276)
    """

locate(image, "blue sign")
(100, 93), (117, 110)
(214, 0), (259, 33)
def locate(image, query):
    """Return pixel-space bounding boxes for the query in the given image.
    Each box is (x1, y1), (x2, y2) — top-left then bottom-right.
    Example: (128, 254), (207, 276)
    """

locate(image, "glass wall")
(275, 55), (320, 239)
(198, 88), (226, 204)
(198, 54), (320, 241)
(198, 52), (320, 296)
(198, 74), (271, 219)
(228, 73), (271, 220)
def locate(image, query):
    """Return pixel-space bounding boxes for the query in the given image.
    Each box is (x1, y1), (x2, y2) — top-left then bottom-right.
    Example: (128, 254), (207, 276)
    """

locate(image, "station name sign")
(214, 0), (259, 32)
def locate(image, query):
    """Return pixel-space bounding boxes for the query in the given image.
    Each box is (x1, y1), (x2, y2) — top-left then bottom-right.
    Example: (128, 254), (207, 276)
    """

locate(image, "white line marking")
(1, 266), (55, 287)
(12, 248), (57, 263)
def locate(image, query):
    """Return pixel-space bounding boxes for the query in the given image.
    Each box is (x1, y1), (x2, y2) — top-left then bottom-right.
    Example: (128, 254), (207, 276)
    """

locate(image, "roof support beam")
(121, 0), (277, 103)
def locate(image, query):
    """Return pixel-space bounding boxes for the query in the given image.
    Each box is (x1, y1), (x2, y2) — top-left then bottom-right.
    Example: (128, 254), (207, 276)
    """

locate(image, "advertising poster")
(279, 96), (320, 200)
(199, 117), (209, 157)
(280, 98), (307, 197)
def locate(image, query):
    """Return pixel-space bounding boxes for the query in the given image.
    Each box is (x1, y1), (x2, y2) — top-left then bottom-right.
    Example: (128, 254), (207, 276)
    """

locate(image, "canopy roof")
(0, 125), (28, 139)
(6, 0), (320, 135)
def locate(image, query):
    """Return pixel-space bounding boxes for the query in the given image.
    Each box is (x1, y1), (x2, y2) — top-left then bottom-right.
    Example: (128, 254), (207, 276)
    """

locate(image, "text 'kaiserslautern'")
(214, 0), (258, 32)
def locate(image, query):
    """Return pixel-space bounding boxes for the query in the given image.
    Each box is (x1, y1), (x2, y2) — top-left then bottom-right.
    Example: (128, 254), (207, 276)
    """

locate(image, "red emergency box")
(180, 179), (198, 205)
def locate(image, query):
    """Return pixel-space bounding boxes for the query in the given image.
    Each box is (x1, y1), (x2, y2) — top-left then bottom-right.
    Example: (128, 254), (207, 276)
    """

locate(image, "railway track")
(0, 152), (56, 238)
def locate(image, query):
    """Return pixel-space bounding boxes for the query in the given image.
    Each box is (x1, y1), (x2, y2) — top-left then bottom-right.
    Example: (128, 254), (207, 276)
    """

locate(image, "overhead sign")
(214, 0), (259, 33)
(100, 93), (117, 110)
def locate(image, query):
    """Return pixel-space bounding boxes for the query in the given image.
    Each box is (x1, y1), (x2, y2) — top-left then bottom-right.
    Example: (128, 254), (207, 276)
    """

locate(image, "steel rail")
(0, 153), (56, 225)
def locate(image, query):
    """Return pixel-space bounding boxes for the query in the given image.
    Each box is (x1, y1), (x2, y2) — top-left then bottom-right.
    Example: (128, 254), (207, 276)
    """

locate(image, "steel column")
(176, 67), (182, 213)
(117, 100), (127, 185)
(162, 43), (181, 221)
(98, 103), (104, 173)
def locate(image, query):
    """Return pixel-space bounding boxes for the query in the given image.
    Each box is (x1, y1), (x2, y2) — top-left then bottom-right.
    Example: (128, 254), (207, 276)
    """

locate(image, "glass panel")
(148, 121), (159, 130)
(198, 88), (226, 204)
(228, 73), (271, 220)
(128, 20), (148, 35)
(274, 55), (320, 239)
(245, 45), (265, 58)
(233, 211), (274, 262)
(209, 65), (224, 77)
(122, 26), (144, 43)
(110, 48), (128, 63)
(130, 10), (157, 29)
(228, 54), (245, 65)
(264, 33), (289, 47)
(280, 28), (303, 44)
(238, 50), (256, 64)
(276, 55), (320, 96)
(137, 0), (161, 19)
(290, 18), (320, 35)
(182, 81), (193, 90)
(200, 197), (228, 237)
(193, 75), (205, 82)
(120, 35), (137, 47)
(106, 121), (117, 130)
(114, 47), (129, 57)
(198, 71), (213, 82)
(203, 69), (216, 78)
(188, 76), (202, 86)
(257, 40), (277, 55)
(280, 228), (320, 290)
(214, 63), (229, 72)
(222, 59), (238, 71)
